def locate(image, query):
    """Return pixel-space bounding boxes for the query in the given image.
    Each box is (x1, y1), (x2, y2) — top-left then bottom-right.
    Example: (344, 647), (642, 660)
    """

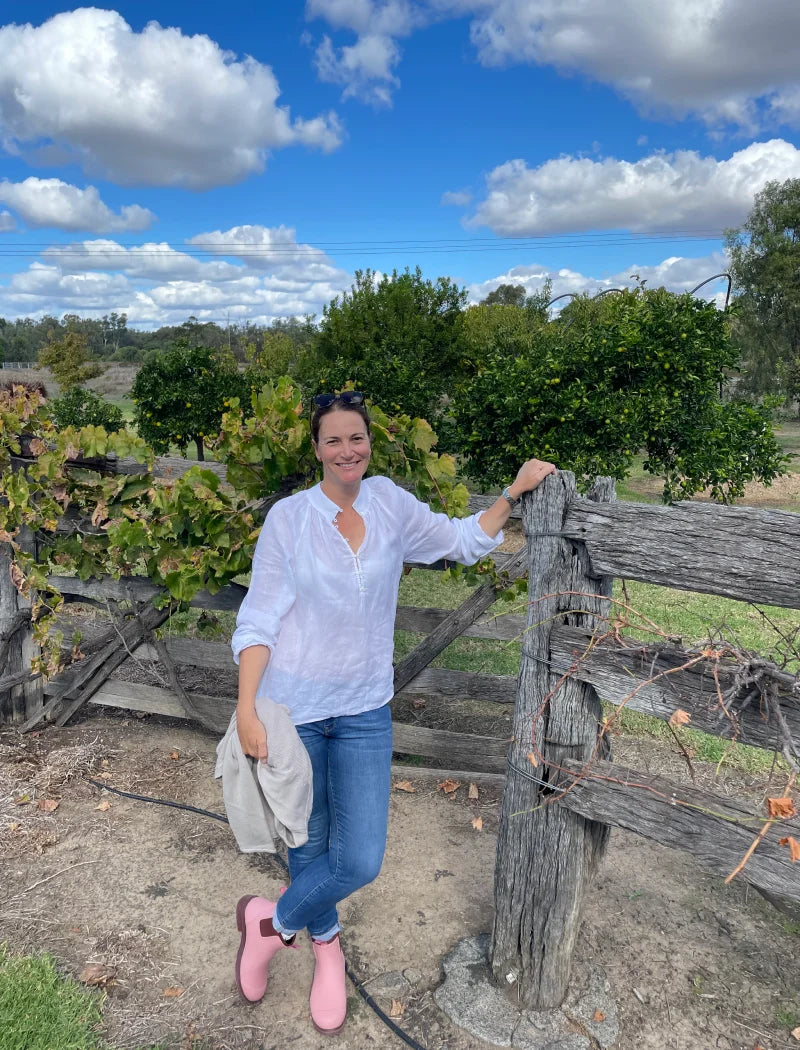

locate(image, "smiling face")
(312, 406), (372, 490)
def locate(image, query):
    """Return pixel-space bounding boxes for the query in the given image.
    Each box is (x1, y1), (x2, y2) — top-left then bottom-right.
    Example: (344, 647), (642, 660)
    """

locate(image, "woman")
(231, 391), (555, 1035)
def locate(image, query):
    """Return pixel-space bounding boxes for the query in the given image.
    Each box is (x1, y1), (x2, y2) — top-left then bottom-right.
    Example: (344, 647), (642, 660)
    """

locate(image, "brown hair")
(311, 398), (371, 443)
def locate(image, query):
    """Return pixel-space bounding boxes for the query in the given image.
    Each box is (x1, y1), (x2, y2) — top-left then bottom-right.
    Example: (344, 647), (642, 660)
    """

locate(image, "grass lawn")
(0, 946), (164, 1050)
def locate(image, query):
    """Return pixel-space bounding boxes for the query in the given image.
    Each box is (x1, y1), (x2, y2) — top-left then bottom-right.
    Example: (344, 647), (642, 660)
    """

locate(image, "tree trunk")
(194, 436), (205, 461)
(0, 528), (43, 724)
(490, 473), (614, 1008)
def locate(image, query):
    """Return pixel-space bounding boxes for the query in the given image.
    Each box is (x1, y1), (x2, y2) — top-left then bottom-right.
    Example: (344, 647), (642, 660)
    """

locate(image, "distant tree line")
(0, 312), (315, 365)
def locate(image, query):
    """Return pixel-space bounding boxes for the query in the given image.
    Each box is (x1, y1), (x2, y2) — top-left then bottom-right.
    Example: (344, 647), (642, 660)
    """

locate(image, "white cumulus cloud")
(0, 8), (342, 189)
(461, 0), (800, 130)
(467, 140), (800, 236)
(188, 225), (349, 284)
(0, 210), (15, 232)
(315, 32), (401, 105)
(42, 240), (241, 282)
(306, 0), (422, 103)
(8, 263), (132, 309)
(0, 178), (155, 232)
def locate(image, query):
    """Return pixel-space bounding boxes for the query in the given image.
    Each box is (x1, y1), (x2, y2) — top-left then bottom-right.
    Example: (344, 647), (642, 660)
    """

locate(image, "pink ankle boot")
(234, 894), (294, 1004)
(310, 933), (347, 1035)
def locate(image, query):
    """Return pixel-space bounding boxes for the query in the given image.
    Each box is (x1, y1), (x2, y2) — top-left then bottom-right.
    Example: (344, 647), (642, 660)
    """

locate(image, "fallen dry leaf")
(96, 799), (112, 812)
(668, 708), (691, 728)
(169, 749), (180, 760)
(792, 1025), (800, 1042)
(37, 798), (60, 813)
(780, 836), (800, 862)
(527, 752), (539, 767)
(101, 759), (110, 768)
(438, 779), (461, 795)
(593, 1009), (606, 1022)
(472, 816), (483, 831)
(768, 797), (797, 818)
(79, 963), (116, 987)
(7, 822), (21, 833)
(163, 987), (185, 998)
(393, 780), (416, 793)
(411, 697), (426, 710)
(13, 795), (30, 806)
(389, 999), (405, 1018)
(468, 783), (479, 800)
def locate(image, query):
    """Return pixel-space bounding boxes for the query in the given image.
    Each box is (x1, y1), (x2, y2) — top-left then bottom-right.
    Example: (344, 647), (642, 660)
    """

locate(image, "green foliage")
(726, 178), (800, 404)
(312, 267), (468, 420)
(48, 388), (125, 433)
(0, 944), (104, 1050)
(38, 332), (103, 390)
(131, 341), (246, 460)
(451, 287), (787, 502)
(213, 377), (315, 498)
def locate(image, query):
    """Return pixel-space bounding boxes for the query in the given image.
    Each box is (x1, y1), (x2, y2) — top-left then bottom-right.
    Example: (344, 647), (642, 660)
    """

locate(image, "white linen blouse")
(231, 475), (502, 725)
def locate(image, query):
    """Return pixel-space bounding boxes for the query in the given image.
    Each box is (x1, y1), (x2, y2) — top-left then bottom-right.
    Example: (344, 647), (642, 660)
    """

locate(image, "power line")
(0, 229), (726, 261)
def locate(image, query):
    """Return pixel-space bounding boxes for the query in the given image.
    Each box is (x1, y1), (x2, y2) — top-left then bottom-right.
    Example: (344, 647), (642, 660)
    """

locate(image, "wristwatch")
(501, 486), (518, 508)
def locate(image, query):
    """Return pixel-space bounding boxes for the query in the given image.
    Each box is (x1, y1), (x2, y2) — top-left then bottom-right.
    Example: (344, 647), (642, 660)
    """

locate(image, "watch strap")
(501, 486), (518, 508)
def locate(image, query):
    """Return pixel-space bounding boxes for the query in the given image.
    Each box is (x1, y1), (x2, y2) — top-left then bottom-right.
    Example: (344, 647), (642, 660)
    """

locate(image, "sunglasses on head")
(312, 391), (365, 408)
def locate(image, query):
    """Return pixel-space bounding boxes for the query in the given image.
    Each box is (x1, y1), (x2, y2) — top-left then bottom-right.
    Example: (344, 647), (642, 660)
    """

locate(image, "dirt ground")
(1, 709), (799, 1050)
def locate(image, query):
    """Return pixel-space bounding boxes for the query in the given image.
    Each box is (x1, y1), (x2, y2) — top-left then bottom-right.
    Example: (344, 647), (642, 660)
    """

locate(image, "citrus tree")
(450, 287), (787, 502)
(131, 340), (246, 460)
(311, 268), (468, 420)
(48, 387), (125, 433)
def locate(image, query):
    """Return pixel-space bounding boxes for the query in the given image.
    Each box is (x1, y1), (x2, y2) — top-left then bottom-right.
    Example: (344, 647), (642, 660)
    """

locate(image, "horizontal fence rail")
(550, 625), (800, 751)
(557, 757), (800, 901)
(75, 678), (509, 774)
(563, 499), (800, 610)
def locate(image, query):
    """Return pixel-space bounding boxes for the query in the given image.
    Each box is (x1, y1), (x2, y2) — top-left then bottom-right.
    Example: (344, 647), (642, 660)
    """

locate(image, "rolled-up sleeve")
(231, 508), (296, 664)
(397, 487), (502, 566)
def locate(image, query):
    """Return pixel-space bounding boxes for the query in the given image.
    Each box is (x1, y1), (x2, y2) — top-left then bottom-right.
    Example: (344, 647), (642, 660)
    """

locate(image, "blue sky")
(1, 1), (799, 328)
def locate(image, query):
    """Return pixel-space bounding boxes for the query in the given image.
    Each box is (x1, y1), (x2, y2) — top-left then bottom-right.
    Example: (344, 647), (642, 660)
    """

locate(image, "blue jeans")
(272, 703), (393, 940)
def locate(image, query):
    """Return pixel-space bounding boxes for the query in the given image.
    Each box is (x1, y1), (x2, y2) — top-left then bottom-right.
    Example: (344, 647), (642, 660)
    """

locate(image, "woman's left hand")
(509, 458), (557, 498)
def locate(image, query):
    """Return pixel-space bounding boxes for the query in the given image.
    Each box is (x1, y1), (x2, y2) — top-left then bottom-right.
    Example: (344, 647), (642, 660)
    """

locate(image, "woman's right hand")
(237, 706), (268, 763)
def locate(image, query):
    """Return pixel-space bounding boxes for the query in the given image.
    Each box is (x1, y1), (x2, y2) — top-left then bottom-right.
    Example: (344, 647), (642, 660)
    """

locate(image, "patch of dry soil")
(1, 711), (799, 1050)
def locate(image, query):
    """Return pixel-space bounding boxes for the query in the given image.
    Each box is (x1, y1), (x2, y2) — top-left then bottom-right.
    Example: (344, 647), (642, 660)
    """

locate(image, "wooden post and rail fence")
(2, 458), (799, 1010)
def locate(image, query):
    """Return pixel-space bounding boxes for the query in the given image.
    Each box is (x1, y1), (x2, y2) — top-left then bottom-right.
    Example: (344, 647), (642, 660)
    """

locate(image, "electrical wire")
(86, 778), (429, 1050)
(0, 228), (725, 261)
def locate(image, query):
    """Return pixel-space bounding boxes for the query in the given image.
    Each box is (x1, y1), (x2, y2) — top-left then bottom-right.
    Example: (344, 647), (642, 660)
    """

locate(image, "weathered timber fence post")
(490, 471), (614, 1008)
(0, 527), (43, 723)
